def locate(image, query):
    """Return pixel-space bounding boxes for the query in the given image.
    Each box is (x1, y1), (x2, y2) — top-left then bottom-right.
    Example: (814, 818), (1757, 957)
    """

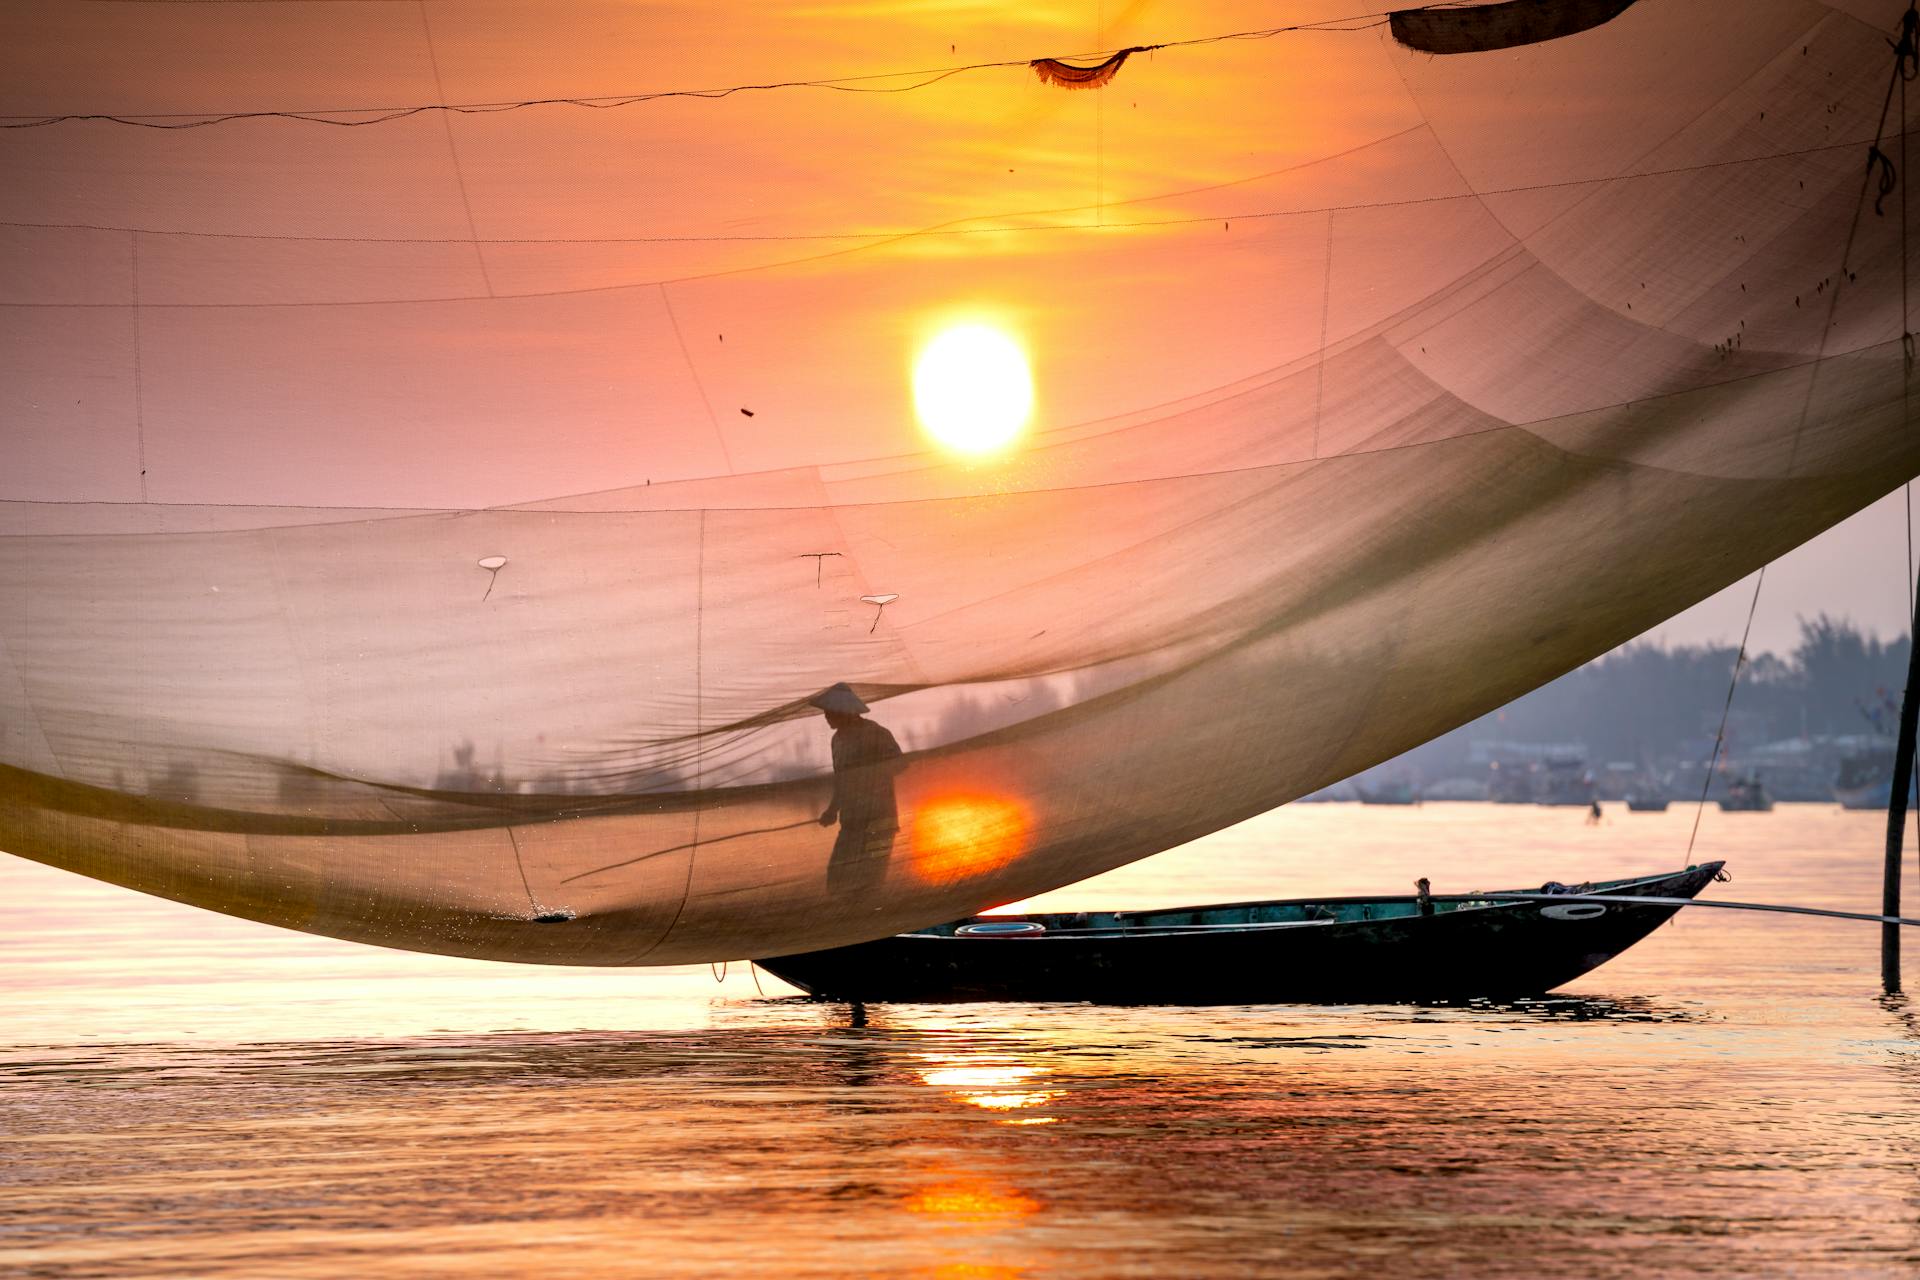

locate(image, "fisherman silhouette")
(811, 682), (906, 891)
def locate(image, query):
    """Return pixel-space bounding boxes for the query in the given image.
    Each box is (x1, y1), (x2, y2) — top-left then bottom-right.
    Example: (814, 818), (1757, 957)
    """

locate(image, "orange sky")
(1, 0), (1914, 646)
(1, 1), (1412, 505)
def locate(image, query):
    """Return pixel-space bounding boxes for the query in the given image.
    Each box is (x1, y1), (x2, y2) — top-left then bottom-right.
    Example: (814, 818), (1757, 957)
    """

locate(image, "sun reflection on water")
(920, 1060), (1060, 1120)
(902, 1179), (1041, 1223)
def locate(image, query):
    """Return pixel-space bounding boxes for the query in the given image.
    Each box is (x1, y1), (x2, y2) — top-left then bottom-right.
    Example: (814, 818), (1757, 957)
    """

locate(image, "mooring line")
(994, 895), (1920, 936)
(1424, 893), (1920, 928)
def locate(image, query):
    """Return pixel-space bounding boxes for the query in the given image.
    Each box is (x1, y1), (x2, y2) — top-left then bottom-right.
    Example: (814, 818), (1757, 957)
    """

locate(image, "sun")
(913, 323), (1032, 455)
(907, 791), (1031, 885)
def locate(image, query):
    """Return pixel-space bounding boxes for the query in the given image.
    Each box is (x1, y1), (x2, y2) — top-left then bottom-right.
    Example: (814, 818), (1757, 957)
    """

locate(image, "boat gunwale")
(902, 862), (1722, 941)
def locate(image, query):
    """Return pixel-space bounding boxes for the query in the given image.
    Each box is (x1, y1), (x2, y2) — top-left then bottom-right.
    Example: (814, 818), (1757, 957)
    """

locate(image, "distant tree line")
(1395, 614), (1909, 777)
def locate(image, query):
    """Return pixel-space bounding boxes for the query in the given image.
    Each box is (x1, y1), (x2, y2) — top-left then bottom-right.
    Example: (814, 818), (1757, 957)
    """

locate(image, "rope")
(1448, 892), (1920, 928)
(0, 11), (1392, 130)
(1684, 568), (1765, 861)
(558, 817), (817, 883)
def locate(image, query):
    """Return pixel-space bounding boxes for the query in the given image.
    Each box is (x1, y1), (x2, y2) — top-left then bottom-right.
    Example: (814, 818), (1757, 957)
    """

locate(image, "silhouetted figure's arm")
(820, 781), (841, 827)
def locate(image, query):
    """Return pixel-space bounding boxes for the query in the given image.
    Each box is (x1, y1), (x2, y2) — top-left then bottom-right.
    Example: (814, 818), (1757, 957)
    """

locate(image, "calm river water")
(5, 803), (1920, 1277)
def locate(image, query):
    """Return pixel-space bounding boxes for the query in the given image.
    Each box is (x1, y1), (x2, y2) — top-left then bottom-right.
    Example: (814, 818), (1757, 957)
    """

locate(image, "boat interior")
(923, 866), (1716, 936)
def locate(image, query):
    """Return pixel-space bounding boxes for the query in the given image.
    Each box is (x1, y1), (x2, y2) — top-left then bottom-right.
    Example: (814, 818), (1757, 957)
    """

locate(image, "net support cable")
(1683, 568), (1766, 863)
(0, 12), (1395, 130)
(1019, 895), (1920, 934)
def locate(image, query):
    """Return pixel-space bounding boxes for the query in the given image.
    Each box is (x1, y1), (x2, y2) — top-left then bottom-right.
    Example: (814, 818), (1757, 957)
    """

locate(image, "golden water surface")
(5, 803), (1920, 1277)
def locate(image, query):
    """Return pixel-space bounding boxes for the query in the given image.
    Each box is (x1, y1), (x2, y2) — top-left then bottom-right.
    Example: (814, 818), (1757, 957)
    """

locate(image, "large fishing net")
(3, 0), (1918, 963)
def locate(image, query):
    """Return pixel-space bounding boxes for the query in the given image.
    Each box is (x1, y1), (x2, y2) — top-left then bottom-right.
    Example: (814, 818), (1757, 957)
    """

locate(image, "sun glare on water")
(913, 323), (1032, 455)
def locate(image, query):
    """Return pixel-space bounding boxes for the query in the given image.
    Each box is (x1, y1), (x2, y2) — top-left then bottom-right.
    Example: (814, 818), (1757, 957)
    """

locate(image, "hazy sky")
(1643, 486), (1914, 656)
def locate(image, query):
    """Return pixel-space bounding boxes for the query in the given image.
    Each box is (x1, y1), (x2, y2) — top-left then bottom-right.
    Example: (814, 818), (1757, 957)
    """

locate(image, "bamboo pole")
(1886, 579), (1920, 992)
(1885, 0), (1918, 992)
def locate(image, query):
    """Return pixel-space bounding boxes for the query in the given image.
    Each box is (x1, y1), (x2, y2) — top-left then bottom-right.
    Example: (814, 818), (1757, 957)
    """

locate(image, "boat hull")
(1836, 783), (1888, 810)
(758, 863), (1723, 1005)
(1836, 779), (1917, 810)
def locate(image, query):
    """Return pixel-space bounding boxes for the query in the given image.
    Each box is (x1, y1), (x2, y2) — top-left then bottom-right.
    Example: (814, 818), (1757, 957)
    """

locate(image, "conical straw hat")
(807, 682), (868, 715)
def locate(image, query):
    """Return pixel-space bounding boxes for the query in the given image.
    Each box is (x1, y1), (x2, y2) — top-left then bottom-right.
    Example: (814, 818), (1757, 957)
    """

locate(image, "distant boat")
(1487, 762), (1535, 804)
(1421, 777), (1490, 802)
(1834, 747), (1911, 810)
(1536, 756), (1596, 806)
(1718, 774), (1773, 812)
(1619, 763), (1670, 811)
(759, 862), (1725, 1005)
(1486, 755), (1597, 805)
(1354, 780), (1420, 805)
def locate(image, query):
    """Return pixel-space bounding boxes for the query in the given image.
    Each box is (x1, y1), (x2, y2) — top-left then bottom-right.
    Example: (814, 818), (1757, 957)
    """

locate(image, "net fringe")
(1030, 48), (1148, 91)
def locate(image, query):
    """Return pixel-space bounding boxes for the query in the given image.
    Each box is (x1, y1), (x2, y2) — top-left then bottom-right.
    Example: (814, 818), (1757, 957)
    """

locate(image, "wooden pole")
(1885, 580), (1920, 992)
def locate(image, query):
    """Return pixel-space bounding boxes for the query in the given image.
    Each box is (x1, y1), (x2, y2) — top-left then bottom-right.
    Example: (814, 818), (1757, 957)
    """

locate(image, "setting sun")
(912, 323), (1032, 455)
(907, 791), (1032, 884)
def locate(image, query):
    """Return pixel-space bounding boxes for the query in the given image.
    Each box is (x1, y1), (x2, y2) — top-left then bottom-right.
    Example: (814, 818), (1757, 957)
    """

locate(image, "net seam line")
(1312, 210), (1333, 460)
(3, 332), (1908, 535)
(632, 507), (706, 961)
(808, 469), (941, 690)
(1812, 0), (1908, 42)
(1782, 9), (1907, 478)
(0, 249), (1722, 524)
(0, 145), (1883, 313)
(416, 0), (495, 299)
(0, 429), (1846, 777)
(1380, 31), (1525, 265)
(1389, 2), (1858, 368)
(659, 283), (735, 475)
(1563, 6), (1856, 246)
(0, 635), (62, 778)
(511, 165), (1900, 515)
(0, 139), (1885, 312)
(0, 123), (1436, 246)
(260, 527), (326, 791)
(129, 231), (147, 502)
(0, 414), (1867, 533)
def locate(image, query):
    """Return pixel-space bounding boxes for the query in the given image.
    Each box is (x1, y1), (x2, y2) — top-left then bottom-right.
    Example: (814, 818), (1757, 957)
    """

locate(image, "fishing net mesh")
(2, 0), (1917, 961)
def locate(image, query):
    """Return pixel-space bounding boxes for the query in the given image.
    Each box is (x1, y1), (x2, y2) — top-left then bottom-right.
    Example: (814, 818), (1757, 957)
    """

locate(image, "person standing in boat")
(811, 682), (906, 890)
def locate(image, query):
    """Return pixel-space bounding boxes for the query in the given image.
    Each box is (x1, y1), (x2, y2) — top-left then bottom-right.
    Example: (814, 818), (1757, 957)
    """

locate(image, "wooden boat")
(1835, 747), (1910, 810)
(1718, 775), (1773, 812)
(1623, 769), (1671, 811)
(757, 862), (1724, 1005)
(1354, 780), (1420, 805)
